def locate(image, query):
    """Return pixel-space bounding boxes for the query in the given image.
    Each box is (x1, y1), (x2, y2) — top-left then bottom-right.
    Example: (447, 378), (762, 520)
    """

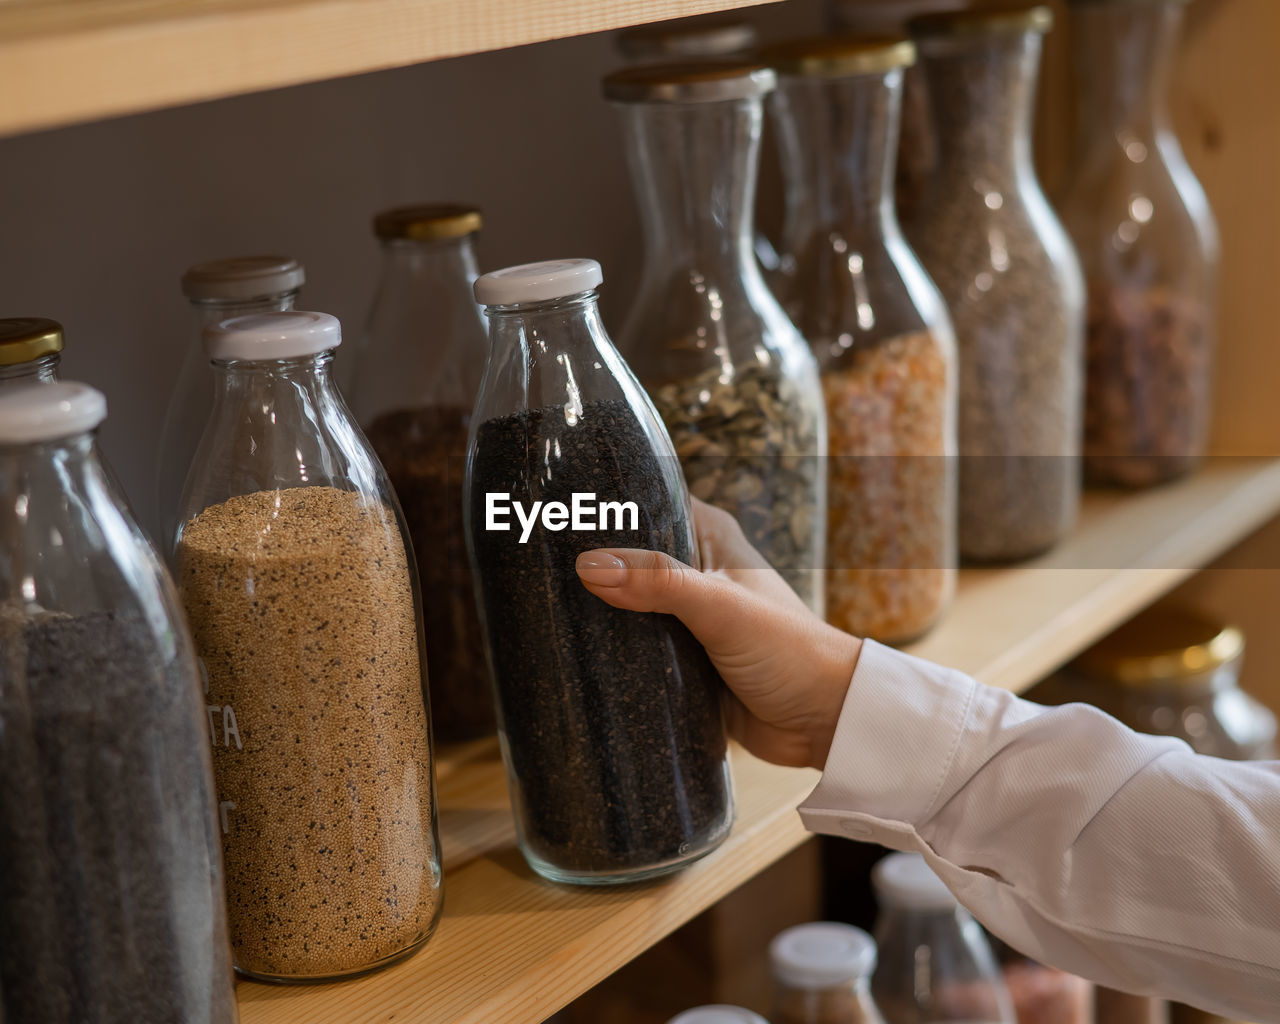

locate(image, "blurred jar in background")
(1054, 605), (1276, 761)
(765, 34), (957, 643)
(871, 852), (1015, 1024)
(824, 0), (967, 224)
(1058, 0), (1219, 488)
(349, 203), (495, 743)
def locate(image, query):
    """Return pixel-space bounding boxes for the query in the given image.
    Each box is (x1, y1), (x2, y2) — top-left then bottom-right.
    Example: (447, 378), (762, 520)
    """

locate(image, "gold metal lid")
(603, 61), (776, 103)
(0, 317), (64, 365)
(1069, 606), (1244, 687)
(617, 16), (758, 61)
(909, 3), (1054, 37)
(181, 255), (305, 302)
(761, 35), (916, 77)
(373, 203), (483, 242)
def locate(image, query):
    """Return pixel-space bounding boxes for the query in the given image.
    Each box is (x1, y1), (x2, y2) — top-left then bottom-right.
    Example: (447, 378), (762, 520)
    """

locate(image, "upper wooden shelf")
(236, 457), (1280, 1024)
(0, 0), (775, 138)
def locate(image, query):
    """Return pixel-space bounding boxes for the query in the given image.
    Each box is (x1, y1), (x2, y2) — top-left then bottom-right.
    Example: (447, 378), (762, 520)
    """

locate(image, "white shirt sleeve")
(799, 639), (1280, 1021)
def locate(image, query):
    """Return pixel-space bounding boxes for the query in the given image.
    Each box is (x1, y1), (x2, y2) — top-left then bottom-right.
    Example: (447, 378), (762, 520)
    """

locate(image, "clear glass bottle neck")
(379, 233), (479, 288)
(1072, 1), (1180, 143)
(211, 349), (338, 398)
(190, 288), (299, 328)
(923, 31), (1042, 181)
(485, 291), (608, 361)
(0, 352), (60, 383)
(620, 96), (763, 282)
(777, 70), (903, 246)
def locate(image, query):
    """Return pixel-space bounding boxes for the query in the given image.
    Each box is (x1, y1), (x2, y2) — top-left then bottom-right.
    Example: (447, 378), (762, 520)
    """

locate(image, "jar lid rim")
(181, 255), (306, 302)
(1070, 606), (1244, 686)
(909, 3), (1054, 37)
(603, 61), (776, 102)
(617, 17), (758, 61)
(761, 35), (916, 76)
(373, 203), (482, 241)
(0, 317), (63, 365)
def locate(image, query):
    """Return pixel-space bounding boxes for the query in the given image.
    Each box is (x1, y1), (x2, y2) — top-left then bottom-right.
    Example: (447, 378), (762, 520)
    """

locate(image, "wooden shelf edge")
(236, 459), (1280, 1024)
(0, 0), (778, 139)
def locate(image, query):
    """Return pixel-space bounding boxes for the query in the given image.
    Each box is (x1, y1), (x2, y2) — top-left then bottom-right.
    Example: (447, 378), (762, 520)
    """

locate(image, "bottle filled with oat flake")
(603, 60), (827, 614)
(173, 311), (441, 982)
(1058, 0), (1219, 487)
(765, 34), (958, 644)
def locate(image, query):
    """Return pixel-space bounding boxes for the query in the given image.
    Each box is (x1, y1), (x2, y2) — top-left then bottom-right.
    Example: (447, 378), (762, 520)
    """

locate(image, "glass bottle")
(766, 36), (957, 643)
(771, 922), (886, 1024)
(824, 0), (968, 226)
(0, 382), (236, 1024)
(614, 20), (784, 279)
(872, 853), (1015, 1024)
(906, 5), (1084, 563)
(155, 255), (304, 545)
(0, 317), (62, 384)
(349, 204), (495, 743)
(1055, 605), (1276, 761)
(1058, 0), (1219, 487)
(173, 311), (441, 981)
(605, 62), (827, 613)
(465, 259), (734, 885)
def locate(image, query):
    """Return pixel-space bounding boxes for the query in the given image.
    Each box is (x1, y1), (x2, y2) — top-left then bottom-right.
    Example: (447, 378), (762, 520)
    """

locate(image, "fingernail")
(576, 552), (627, 587)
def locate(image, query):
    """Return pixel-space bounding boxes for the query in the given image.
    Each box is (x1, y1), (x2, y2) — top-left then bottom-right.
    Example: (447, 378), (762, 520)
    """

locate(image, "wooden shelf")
(236, 458), (1280, 1024)
(0, 0), (775, 139)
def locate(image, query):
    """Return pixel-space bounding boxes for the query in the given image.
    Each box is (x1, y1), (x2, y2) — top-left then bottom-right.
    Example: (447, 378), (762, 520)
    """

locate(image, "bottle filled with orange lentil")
(173, 311), (441, 982)
(765, 35), (957, 644)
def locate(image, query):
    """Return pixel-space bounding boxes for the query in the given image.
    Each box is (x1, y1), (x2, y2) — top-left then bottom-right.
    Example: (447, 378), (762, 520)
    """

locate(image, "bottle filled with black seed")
(464, 258), (735, 885)
(0, 382), (237, 1024)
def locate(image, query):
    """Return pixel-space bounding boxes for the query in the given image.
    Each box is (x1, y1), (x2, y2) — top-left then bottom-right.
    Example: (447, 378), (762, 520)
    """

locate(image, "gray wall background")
(0, 1), (823, 522)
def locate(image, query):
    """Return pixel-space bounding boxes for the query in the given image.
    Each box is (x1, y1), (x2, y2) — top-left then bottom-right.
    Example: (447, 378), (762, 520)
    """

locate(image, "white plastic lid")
(204, 310), (341, 361)
(873, 852), (958, 910)
(181, 255), (305, 302)
(473, 258), (604, 307)
(0, 381), (107, 444)
(770, 922), (877, 990)
(665, 1007), (770, 1024)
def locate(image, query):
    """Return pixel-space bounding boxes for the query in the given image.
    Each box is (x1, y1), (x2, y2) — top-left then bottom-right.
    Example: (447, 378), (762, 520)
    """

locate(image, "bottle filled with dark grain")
(0, 382), (236, 1024)
(464, 258), (735, 885)
(348, 204), (495, 743)
(1058, 0), (1218, 488)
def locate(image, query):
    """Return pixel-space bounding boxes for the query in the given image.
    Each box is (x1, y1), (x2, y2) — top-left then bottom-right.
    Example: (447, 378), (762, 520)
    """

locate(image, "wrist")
(808, 630), (862, 770)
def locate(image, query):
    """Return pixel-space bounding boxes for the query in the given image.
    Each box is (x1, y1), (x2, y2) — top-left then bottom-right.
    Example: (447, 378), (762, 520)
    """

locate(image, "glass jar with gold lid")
(0, 317), (63, 385)
(348, 202), (495, 743)
(764, 34), (957, 644)
(1054, 605), (1276, 760)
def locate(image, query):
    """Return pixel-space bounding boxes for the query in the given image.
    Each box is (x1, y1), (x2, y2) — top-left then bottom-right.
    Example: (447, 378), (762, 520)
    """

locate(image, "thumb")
(576, 548), (739, 646)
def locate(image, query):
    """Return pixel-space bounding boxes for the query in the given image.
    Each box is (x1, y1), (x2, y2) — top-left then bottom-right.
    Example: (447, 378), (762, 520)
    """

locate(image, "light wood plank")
(0, 0), (777, 138)
(235, 458), (1280, 1024)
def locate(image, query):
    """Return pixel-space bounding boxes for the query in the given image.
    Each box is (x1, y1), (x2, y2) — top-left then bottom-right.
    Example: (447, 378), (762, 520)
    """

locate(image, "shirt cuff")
(798, 639), (977, 846)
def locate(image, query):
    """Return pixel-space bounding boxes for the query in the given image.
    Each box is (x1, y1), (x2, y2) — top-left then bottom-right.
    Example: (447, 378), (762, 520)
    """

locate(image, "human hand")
(575, 500), (861, 770)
